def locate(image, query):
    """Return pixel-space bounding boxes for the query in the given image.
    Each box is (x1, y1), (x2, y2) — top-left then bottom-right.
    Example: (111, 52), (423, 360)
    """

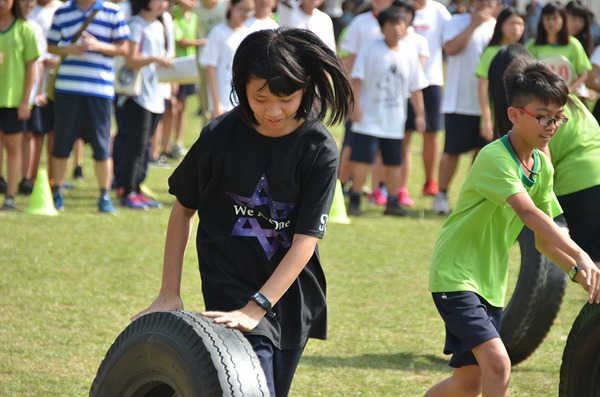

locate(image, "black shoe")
(347, 192), (362, 216)
(19, 178), (34, 195)
(0, 177), (7, 194)
(384, 202), (412, 216)
(73, 166), (83, 181)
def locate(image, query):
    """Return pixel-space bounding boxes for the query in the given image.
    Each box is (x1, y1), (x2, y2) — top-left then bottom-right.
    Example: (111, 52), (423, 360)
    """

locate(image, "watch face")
(252, 293), (268, 308)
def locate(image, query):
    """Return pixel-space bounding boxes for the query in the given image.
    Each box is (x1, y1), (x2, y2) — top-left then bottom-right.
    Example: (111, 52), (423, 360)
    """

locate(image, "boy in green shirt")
(426, 57), (600, 397)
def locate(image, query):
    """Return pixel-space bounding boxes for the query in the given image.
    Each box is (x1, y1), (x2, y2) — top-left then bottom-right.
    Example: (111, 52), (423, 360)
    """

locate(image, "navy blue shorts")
(558, 185), (600, 262)
(405, 85), (443, 132)
(342, 120), (356, 147)
(443, 113), (490, 154)
(176, 83), (197, 99)
(0, 108), (26, 135)
(25, 106), (42, 135)
(39, 100), (54, 135)
(350, 132), (403, 166)
(432, 291), (503, 368)
(53, 92), (112, 161)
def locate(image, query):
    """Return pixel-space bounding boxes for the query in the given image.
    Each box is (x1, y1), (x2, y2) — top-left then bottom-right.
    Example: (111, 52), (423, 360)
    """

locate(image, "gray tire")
(89, 311), (270, 397)
(500, 218), (568, 365)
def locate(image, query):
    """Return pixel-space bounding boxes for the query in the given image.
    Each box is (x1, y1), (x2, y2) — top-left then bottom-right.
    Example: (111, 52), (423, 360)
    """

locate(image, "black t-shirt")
(168, 110), (339, 349)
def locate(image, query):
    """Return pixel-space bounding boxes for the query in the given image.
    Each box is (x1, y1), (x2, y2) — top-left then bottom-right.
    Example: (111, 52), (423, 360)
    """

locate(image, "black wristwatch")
(250, 292), (276, 318)
(569, 265), (582, 282)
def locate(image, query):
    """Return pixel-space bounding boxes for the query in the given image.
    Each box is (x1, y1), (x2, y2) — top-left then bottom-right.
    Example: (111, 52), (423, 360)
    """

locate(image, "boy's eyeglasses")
(514, 107), (568, 127)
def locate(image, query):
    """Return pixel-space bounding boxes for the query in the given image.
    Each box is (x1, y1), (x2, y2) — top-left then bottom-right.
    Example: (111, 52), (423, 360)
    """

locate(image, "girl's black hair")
(487, 43), (569, 139)
(487, 7), (524, 47)
(226, 0), (245, 20)
(377, 6), (406, 28)
(231, 27), (354, 127)
(131, 0), (168, 51)
(12, 0), (26, 20)
(535, 2), (569, 46)
(566, 0), (593, 56)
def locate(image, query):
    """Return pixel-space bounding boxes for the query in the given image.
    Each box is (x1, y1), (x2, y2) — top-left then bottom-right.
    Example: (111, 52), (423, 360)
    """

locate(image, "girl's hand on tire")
(575, 258), (600, 304)
(131, 292), (184, 322)
(202, 301), (265, 331)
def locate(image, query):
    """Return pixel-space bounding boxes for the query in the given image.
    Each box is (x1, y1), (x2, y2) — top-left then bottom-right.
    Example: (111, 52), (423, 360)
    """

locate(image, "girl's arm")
(585, 64), (600, 93)
(130, 200), (196, 322)
(17, 59), (37, 121)
(478, 77), (493, 141)
(34, 61), (48, 107)
(177, 38), (207, 48)
(125, 39), (172, 70)
(568, 71), (587, 93)
(202, 234), (319, 331)
(206, 65), (224, 118)
(507, 192), (600, 303)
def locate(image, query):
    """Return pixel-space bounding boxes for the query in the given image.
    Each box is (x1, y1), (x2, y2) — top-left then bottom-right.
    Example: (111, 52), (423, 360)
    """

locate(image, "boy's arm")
(202, 234), (318, 331)
(130, 200), (196, 321)
(410, 89), (425, 133)
(507, 192), (600, 303)
(80, 32), (128, 57)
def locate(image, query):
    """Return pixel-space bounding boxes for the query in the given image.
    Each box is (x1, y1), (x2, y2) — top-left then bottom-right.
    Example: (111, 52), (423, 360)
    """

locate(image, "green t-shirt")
(337, 26), (349, 59)
(172, 5), (199, 59)
(549, 94), (600, 196)
(525, 36), (592, 78)
(430, 137), (562, 307)
(0, 19), (41, 108)
(475, 45), (501, 79)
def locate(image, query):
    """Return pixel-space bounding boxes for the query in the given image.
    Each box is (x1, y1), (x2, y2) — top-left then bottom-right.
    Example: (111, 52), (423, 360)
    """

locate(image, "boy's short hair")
(377, 6), (406, 28)
(503, 56), (569, 109)
(392, 0), (415, 18)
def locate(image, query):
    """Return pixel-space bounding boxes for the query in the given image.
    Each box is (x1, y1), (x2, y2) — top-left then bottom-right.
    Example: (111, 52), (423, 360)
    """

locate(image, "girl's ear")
(507, 106), (519, 125)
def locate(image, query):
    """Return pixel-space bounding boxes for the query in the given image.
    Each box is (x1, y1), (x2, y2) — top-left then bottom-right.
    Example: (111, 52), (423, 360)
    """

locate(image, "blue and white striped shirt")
(48, 0), (130, 99)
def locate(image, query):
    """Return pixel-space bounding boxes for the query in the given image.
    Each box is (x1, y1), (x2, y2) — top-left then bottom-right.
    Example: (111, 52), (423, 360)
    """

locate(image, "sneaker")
(171, 142), (187, 159)
(138, 192), (163, 209)
(73, 166), (84, 181)
(2, 196), (16, 211)
(53, 190), (65, 211)
(423, 178), (439, 196)
(384, 201), (411, 216)
(63, 181), (76, 190)
(347, 192), (362, 216)
(99, 195), (117, 214)
(398, 188), (414, 207)
(0, 177), (7, 194)
(367, 188), (387, 205)
(432, 192), (450, 215)
(120, 193), (148, 210)
(19, 179), (34, 195)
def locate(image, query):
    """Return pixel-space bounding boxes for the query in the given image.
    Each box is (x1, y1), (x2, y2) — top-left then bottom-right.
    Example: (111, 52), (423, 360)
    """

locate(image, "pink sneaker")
(398, 188), (414, 206)
(367, 188), (387, 205)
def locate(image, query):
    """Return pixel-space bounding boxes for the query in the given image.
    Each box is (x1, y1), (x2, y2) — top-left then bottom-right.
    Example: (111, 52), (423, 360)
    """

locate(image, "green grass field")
(0, 96), (591, 396)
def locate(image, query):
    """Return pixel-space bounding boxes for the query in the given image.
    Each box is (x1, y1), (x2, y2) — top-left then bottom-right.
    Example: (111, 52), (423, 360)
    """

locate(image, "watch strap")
(251, 292), (276, 318)
(569, 265), (582, 282)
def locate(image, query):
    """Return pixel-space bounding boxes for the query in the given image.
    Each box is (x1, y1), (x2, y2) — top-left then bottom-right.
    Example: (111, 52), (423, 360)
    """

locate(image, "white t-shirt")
(402, 27), (430, 59)
(160, 10), (175, 99)
(116, 1), (132, 21)
(339, 11), (381, 55)
(200, 23), (250, 112)
(27, 19), (48, 104)
(590, 45), (600, 67)
(30, 1), (61, 87)
(412, 0), (451, 86)
(351, 38), (428, 139)
(441, 14), (495, 115)
(194, 0), (230, 59)
(244, 16), (279, 32)
(277, 1), (336, 51)
(129, 16), (167, 114)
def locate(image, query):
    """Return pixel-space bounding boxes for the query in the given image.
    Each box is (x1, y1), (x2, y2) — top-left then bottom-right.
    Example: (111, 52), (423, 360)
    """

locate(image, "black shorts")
(558, 185), (600, 261)
(25, 106), (42, 135)
(342, 120), (356, 147)
(405, 85), (443, 132)
(349, 132), (403, 166)
(176, 83), (197, 99)
(443, 113), (490, 154)
(53, 92), (112, 161)
(40, 100), (54, 135)
(0, 108), (26, 135)
(432, 291), (503, 368)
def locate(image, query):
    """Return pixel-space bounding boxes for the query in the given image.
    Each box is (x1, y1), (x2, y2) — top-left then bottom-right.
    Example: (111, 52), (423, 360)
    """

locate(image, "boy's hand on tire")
(131, 292), (184, 322)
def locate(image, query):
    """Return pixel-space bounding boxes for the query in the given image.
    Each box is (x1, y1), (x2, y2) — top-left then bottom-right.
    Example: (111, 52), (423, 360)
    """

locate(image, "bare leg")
(4, 133), (23, 197)
(423, 131), (439, 182)
(21, 131), (34, 180)
(424, 365), (482, 397)
(94, 159), (112, 190)
(438, 152), (460, 192)
(338, 145), (354, 185)
(399, 130), (413, 189)
(350, 161), (370, 193)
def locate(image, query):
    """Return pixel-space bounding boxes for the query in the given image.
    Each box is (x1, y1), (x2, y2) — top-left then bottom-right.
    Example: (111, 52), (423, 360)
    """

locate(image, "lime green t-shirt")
(337, 26), (349, 59)
(549, 94), (600, 196)
(0, 18), (41, 108)
(475, 45), (501, 79)
(172, 5), (199, 59)
(525, 36), (592, 78)
(430, 137), (562, 307)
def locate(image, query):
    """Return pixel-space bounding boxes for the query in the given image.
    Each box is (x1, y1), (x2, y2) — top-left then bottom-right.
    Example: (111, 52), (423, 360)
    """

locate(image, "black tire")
(89, 311), (270, 397)
(559, 303), (600, 397)
(500, 218), (568, 366)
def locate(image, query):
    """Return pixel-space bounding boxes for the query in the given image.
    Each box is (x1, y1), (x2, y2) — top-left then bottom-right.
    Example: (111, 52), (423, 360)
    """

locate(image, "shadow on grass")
(301, 352), (449, 372)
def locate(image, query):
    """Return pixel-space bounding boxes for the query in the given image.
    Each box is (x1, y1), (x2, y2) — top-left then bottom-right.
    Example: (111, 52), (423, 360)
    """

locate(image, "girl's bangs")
(251, 54), (308, 97)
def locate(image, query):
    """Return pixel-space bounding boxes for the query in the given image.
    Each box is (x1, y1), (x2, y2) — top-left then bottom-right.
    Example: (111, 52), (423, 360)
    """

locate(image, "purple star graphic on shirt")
(227, 174), (297, 260)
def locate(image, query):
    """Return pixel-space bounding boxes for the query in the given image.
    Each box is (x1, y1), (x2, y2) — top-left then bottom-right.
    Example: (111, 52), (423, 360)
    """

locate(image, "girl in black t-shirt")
(131, 27), (353, 397)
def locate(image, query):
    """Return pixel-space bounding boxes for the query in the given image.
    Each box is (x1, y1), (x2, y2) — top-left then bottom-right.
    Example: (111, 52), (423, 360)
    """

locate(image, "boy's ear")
(507, 106), (519, 125)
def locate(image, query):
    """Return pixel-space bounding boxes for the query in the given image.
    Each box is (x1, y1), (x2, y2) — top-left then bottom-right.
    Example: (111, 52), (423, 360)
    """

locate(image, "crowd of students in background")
(2, 0), (600, 214)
